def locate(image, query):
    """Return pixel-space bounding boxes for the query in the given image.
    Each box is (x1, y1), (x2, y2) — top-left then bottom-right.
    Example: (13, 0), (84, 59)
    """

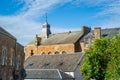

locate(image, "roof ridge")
(0, 26), (16, 39)
(51, 30), (81, 35)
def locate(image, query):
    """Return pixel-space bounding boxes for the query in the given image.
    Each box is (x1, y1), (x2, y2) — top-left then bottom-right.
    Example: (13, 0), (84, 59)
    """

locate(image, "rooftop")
(28, 30), (83, 45)
(25, 69), (73, 79)
(24, 52), (85, 72)
(0, 26), (16, 39)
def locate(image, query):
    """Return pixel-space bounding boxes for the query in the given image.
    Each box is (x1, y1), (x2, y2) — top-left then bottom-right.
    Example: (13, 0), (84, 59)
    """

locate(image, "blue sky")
(0, 0), (120, 45)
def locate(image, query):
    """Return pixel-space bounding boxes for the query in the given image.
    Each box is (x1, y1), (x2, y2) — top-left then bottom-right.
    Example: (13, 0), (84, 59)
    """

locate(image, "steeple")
(40, 14), (51, 39)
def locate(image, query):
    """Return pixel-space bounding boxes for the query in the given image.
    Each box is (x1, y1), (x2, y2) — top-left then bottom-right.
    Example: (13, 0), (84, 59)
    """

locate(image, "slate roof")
(24, 52), (84, 72)
(101, 28), (120, 37)
(28, 30), (83, 45)
(0, 26), (16, 39)
(25, 69), (73, 79)
(81, 28), (120, 41)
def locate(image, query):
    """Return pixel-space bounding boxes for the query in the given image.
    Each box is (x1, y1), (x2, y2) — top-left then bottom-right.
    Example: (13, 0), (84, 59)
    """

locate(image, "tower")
(40, 15), (51, 38)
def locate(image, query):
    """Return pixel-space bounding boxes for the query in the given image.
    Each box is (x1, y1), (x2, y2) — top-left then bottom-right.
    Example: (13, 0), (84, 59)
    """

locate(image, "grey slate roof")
(81, 28), (120, 41)
(101, 28), (120, 37)
(25, 69), (73, 79)
(28, 30), (83, 45)
(27, 27), (120, 45)
(0, 26), (16, 39)
(24, 52), (84, 72)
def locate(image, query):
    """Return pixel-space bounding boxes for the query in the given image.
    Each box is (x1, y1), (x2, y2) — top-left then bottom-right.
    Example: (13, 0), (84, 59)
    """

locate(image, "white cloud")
(93, 0), (120, 17)
(0, 0), (72, 45)
(19, 0), (72, 19)
(100, 16), (120, 28)
(0, 15), (42, 45)
(74, 0), (120, 28)
(0, 0), (120, 45)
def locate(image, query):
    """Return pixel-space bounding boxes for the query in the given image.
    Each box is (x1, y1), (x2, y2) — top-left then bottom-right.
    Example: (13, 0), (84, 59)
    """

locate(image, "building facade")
(25, 20), (91, 59)
(25, 20), (120, 60)
(80, 27), (120, 51)
(0, 26), (25, 80)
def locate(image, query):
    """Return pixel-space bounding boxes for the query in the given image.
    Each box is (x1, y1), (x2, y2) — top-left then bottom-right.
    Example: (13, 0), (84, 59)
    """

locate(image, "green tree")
(81, 35), (120, 80)
(105, 35), (120, 80)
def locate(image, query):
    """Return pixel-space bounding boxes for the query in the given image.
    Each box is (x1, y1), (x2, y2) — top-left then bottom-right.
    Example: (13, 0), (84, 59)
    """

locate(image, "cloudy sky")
(0, 0), (120, 45)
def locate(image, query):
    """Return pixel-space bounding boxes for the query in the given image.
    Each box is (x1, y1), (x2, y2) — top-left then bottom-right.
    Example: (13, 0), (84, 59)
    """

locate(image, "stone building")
(25, 20), (91, 59)
(80, 27), (120, 51)
(25, 20), (120, 59)
(0, 26), (25, 80)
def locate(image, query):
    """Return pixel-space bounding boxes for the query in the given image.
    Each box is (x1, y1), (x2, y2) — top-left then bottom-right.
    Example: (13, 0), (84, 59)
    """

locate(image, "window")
(55, 51), (59, 54)
(41, 52), (45, 55)
(31, 50), (34, 56)
(1, 47), (7, 65)
(16, 55), (20, 70)
(48, 52), (52, 54)
(10, 48), (14, 66)
(58, 62), (64, 66)
(28, 63), (34, 66)
(62, 51), (66, 54)
(10, 53), (13, 66)
(85, 38), (88, 47)
(43, 62), (50, 66)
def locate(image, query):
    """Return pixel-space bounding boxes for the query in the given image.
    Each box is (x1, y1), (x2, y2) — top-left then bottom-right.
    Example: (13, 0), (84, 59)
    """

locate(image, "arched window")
(31, 50), (34, 56)
(48, 52), (52, 54)
(1, 47), (7, 65)
(10, 53), (13, 66)
(55, 51), (59, 54)
(62, 51), (66, 54)
(10, 48), (14, 66)
(16, 55), (20, 70)
(41, 52), (45, 55)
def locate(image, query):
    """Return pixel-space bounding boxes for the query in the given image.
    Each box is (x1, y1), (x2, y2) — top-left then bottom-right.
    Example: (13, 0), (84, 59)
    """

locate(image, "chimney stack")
(94, 27), (101, 39)
(82, 26), (91, 35)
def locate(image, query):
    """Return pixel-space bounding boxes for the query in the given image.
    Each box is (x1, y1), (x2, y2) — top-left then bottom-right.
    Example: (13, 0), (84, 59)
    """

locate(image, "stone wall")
(0, 30), (24, 80)
(80, 37), (94, 52)
(25, 44), (75, 60)
(0, 32), (16, 80)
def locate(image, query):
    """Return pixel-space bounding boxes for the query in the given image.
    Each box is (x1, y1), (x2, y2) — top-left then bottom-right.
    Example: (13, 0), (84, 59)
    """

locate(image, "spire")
(41, 13), (51, 38)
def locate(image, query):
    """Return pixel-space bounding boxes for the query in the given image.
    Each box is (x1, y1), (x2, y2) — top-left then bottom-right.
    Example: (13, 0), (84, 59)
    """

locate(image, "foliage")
(81, 35), (120, 80)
